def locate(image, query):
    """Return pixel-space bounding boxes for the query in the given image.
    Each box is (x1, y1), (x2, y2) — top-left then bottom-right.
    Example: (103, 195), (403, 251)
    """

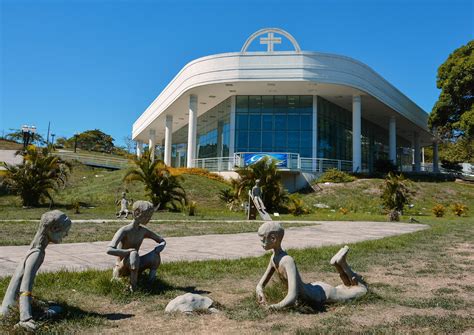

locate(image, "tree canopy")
(429, 40), (473, 140)
(57, 129), (115, 153)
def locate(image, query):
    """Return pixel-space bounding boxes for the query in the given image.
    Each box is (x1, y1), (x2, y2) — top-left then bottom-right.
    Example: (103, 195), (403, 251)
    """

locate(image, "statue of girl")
(0, 210), (72, 331)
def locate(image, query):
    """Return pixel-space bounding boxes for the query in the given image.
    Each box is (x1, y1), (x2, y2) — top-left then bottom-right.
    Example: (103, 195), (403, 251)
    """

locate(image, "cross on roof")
(260, 32), (282, 52)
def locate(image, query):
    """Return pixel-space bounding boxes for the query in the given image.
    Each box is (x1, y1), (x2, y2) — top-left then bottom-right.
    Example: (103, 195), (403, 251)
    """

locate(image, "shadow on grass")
(0, 299), (133, 334)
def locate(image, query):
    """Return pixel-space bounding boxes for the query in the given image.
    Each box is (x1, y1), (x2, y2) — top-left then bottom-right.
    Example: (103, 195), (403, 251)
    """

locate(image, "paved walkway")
(0, 221), (428, 277)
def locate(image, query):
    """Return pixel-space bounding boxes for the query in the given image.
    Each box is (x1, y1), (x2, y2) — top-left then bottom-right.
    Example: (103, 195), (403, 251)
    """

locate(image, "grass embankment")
(0, 139), (22, 150)
(1, 163), (473, 245)
(0, 163), (238, 220)
(1, 217), (472, 334)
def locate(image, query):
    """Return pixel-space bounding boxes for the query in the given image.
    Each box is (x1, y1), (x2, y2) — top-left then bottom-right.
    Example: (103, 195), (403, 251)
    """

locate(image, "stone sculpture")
(165, 293), (217, 314)
(116, 192), (131, 219)
(256, 222), (367, 310)
(248, 179), (272, 221)
(0, 210), (72, 331)
(107, 200), (165, 292)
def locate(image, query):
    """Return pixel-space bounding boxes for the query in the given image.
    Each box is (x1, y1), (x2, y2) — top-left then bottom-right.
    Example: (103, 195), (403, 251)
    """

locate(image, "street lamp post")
(21, 125), (37, 150)
(74, 133), (79, 153)
(51, 133), (56, 149)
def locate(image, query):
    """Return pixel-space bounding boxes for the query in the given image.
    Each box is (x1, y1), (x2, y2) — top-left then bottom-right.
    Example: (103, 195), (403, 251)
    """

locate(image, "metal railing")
(300, 157), (353, 173)
(192, 154), (352, 174)
(192, 156), (239, 171)
(53, 151), (129, 169)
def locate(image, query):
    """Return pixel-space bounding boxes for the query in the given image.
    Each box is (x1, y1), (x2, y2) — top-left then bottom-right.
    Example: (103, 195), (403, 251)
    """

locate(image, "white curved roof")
(133, 49), (430, 144)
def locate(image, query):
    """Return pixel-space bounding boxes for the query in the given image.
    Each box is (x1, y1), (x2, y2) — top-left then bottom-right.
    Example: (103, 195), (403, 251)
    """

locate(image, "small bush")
(380, 172), (414, 221)
(188, 201), (197, 216)
(287, 194), (310, 216)
(451, 203), (468, 217)
(339, 207), (349, 215)
(170, 167), (226, 183)
(317, 169), (355, 183)
(432, 204), (445, 217)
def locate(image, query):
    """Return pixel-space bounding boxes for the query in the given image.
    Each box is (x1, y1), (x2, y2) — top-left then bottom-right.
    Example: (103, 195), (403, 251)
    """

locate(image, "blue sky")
(1, 0), (473, 147)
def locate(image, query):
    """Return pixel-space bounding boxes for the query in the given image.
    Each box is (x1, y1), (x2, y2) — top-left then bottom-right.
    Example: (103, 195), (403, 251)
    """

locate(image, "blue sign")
(242, 153), (288, 168)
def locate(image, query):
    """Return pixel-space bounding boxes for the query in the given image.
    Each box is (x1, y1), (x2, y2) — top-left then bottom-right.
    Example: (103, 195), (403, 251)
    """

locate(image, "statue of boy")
(256, 222), (367, 310)
(0, 210), (72, 331)
(116, 192), (131, 219)
(250, 179), (266, 211)
(107, 200), (166, 291)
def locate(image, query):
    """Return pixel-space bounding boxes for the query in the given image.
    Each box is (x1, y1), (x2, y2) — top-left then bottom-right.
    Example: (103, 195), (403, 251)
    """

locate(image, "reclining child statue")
(256, 222), (368, 310)
(0, 210), (72, 331)
(107, 200), (166, 291)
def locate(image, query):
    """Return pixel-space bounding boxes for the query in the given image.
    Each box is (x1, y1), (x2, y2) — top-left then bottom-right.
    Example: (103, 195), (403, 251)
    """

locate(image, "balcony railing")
(192, 153), (352, 174)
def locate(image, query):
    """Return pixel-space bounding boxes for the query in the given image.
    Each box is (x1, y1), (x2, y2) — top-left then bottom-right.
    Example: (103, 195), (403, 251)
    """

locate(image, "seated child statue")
(256, 222), (367, 310)
(0, 210), (72, 331)
(107, 200), (166, 291)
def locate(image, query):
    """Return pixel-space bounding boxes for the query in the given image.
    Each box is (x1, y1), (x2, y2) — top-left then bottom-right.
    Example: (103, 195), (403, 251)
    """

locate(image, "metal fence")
(53, 151), (129, 169)
(192, 154), (352, 174)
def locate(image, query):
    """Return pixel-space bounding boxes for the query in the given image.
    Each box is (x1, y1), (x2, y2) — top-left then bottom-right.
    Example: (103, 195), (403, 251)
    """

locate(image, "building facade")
(133, 28), (435, 175)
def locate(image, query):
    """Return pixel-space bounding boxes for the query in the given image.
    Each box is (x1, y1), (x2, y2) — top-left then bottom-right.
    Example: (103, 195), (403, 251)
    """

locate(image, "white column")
(312, 95), (318, 172)
(433, 141), (439, 173)
(136, 141), (143, 158)
(414, 131), (421, 172)
(389, 116), (397, 164)
(229, 96), (236, 169)
(164, 115), (173, 166)
(229, 96), (236, 157)
(187, 95), (198, 168)
(352, 95), (361, 172)
(148, 129), (156, 161)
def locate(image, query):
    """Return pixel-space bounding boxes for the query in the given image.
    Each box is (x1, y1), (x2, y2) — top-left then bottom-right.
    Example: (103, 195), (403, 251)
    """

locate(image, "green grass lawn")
(0, 162), (239, 220)
(1, 163), (473, 223)
(1, 217), (472, 334)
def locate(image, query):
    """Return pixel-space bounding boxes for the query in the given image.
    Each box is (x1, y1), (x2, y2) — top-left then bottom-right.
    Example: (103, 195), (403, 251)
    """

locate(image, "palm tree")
(233, 157), (287, 212)
(2, 145), (71, 207)
(380, 172), (414, 221)
(124, 151), (187, 211)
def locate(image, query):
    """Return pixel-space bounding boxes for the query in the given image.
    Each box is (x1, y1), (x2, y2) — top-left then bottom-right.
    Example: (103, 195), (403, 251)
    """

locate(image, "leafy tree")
(380, 172), (414, 221)
(75, 129), (115, 152)
(58, 130), (115, 153)
(2, 145), (71, 207)
(429, 41), (473, 140)
(124, 152), (186, 211)
(232, 157), (287, 212)
(6, 129), (45, 146)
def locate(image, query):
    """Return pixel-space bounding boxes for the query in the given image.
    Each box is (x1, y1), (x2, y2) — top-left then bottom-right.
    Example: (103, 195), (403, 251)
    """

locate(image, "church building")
(132, 28), (435, 182)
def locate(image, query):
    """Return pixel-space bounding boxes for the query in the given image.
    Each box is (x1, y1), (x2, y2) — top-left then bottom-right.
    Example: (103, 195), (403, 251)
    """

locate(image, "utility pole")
(46, 121), (51, 146)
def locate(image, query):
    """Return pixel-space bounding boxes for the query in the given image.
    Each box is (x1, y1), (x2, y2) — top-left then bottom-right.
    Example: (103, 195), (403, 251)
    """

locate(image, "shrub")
(374, 159), (397, 174)
(451, 203), (468, 216)
(170, 167), (226, 183)
(232, 157), (287, 212)
(287, 194), (310, 216)
(2, 145), (71, 207)
(124, 151), (187, 211)
(380, 172), (414, 221)
(432, 204), (445, 217)
(317, 168), (355, 183)
(339, 207), (349, 215)
(188, 201), (197, 216)
(218, 188), (240, 211)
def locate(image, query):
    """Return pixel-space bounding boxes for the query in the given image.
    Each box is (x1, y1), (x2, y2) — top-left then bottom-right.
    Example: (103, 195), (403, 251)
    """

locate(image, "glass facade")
(169, 95), (412, 172)
(171, 97), (231, 166)
(317, 97), (411, 171)
(235, 95), (313, 157)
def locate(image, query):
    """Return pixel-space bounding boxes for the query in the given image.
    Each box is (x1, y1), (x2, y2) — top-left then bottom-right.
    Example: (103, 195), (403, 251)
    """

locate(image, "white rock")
(165, 293), (214, 313)
(314, 203), (330, 209)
